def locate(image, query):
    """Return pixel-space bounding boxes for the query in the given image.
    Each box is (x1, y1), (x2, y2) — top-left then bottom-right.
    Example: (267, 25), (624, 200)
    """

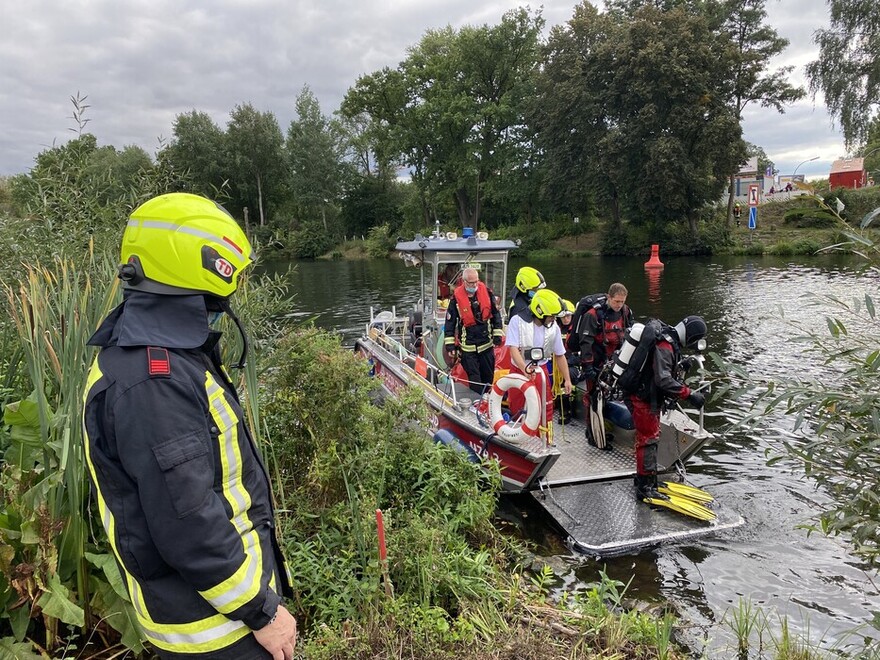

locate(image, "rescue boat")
(354, 224), (742, 555)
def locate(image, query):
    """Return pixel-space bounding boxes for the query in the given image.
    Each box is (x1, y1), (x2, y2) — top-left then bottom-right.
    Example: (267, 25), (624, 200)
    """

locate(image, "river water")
(266, 254), (880, 657)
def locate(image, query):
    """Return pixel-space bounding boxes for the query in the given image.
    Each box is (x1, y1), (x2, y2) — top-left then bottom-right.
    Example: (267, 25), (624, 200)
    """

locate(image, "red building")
(829, 157), (866, 189)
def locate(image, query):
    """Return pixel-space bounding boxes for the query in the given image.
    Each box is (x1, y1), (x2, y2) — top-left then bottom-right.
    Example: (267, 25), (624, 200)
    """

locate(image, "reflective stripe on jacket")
(82, 291), (291, 657)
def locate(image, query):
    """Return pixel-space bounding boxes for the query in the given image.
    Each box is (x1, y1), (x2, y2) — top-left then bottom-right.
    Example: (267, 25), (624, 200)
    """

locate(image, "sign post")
(747, 184), (759, 232)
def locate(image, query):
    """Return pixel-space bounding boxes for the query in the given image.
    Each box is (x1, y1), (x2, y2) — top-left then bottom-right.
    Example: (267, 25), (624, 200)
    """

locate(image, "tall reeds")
(2, 243), (120, 648)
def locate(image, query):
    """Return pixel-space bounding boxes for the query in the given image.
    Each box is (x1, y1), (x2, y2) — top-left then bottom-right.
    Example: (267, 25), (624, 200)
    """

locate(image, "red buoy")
(644, 244), (664, 269)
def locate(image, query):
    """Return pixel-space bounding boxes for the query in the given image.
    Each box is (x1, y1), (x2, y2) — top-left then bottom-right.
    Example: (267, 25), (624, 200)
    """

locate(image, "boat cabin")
(395, 225), (518, 363)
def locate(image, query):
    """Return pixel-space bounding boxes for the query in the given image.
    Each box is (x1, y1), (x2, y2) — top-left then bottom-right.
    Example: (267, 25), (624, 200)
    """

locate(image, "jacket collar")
(88, 290), (213, 349)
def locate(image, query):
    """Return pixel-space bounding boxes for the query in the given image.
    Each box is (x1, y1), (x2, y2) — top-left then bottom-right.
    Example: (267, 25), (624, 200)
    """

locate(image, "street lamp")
(793, 156), (819, 178)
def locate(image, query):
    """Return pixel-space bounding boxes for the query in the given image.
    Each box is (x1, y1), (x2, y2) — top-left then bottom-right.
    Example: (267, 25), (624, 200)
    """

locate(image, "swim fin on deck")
(643, 493), (717, 522)
(658, 481), (714, 504)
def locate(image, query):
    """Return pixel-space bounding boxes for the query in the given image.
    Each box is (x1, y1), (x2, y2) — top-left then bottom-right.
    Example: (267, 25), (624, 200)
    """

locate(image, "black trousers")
(460, 348), (495, 394)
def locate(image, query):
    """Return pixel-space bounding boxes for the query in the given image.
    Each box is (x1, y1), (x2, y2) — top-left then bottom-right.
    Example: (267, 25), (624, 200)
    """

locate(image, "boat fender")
(488, 373), (542, 444)
(432, 429), (480, 463)
(611, 320), (660, 394)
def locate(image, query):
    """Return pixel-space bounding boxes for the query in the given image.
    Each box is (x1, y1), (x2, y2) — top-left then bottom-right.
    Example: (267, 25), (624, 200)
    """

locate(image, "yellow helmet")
(530, 289), (563, 319)
(557, 299), (575, 318)
(118, 193), (254, 298)
(515, 266), (545, 293)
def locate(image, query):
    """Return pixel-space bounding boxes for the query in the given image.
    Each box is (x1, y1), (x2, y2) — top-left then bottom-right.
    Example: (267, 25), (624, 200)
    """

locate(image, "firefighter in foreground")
(82, 193), (297, 659)
(626, 316), (707, 501)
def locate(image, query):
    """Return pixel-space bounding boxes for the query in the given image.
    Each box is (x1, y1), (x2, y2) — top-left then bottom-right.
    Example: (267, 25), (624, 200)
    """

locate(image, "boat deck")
(441, 376), (705, 486)
(532, 479), (744, 556)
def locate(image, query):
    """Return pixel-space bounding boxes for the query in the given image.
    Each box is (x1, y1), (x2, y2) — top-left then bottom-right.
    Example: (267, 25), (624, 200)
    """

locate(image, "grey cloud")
(0, 0), (845, 179)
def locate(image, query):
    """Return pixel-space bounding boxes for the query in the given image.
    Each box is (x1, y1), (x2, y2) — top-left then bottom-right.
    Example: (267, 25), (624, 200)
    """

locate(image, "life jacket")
(454, 282), (492, 326)
(611, 319), (678, 395)
(516, 315), (560, 365)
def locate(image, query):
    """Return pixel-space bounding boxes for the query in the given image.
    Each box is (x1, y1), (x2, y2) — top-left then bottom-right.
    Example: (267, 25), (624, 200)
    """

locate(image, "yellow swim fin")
(659, 481), (714, 504)
(643, 494), (717, 522)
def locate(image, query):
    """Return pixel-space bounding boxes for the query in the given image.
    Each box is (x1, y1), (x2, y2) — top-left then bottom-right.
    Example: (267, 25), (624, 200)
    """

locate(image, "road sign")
(748, 184), (760, 207)
(748, 206), (757, 230)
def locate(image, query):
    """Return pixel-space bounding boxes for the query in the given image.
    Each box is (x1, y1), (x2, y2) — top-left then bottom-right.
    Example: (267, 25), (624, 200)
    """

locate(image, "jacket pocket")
(152, 432), (212, 518)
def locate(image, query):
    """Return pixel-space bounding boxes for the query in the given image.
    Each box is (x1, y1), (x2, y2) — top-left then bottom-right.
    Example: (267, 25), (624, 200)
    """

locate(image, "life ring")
(488, 373), (542, 443)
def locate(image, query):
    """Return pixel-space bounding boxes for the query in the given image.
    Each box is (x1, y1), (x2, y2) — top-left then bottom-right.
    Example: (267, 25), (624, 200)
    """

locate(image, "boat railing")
(366, 314), (465, 410)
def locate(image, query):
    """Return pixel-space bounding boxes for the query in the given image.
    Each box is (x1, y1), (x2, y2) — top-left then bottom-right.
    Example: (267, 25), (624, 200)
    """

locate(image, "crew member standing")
(82, 193), (297, 660)
(507, 266), (545, 321)
(444, 267), (503, 394)
(577, 283), (633, 394)
(630, 316), (707, 501)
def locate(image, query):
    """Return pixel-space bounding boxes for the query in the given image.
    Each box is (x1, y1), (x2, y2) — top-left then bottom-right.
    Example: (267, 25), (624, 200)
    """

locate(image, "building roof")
(830, 157), (865, 174)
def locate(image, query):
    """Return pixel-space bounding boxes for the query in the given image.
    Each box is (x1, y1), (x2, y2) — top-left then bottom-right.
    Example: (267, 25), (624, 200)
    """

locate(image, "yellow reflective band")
(83, 358), (250, 654)
(199, 530), (262, 614)
(204, 372), (266, 613)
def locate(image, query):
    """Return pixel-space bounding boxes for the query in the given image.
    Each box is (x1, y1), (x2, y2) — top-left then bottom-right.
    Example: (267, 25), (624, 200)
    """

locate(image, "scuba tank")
(566, 292), (607, 353)
(610, 320), (660, 394)
(611, 322), (644, 382)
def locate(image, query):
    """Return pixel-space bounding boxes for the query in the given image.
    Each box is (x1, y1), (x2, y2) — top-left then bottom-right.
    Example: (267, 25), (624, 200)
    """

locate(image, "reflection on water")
(265, 254), (880, 655)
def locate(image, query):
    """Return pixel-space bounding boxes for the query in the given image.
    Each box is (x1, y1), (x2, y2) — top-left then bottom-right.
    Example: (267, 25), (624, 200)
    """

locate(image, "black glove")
(581, 364), (597, 382)
(686, 391), (705, 409)
(492, 336), (502, 346)
(444, 345), (457, 355)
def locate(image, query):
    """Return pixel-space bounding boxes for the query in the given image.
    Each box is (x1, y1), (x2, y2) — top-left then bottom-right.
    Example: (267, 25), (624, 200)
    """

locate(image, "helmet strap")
(218, 298), (249, 369)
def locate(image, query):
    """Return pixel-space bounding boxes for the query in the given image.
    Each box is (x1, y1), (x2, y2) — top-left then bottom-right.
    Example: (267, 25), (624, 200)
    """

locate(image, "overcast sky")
(1, 0), (844, 180)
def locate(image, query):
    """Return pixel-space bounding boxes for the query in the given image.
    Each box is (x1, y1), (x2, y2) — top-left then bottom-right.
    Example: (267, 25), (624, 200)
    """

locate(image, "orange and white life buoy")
(488, 373), (542, 443)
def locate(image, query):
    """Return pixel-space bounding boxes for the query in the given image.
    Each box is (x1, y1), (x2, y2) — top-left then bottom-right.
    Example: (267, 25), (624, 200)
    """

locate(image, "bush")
(365, 224), (396, 258)
(260, 327), (503, 629)
(782, 207), (837, 227)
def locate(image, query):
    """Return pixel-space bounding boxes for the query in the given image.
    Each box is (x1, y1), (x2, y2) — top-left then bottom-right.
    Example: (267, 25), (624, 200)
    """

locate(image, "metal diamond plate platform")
(531, 479), (744, 557)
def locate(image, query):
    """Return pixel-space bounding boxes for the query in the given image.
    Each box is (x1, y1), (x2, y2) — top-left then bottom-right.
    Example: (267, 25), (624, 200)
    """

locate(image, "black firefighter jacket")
(82, 291), (292, 657)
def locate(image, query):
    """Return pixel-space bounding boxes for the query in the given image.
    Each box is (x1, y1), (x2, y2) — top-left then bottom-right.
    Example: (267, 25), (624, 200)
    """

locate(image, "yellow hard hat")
(558, 299), (575, 318)
(530, 289), (563, 319)
(118, 193), (254, 298)
(515, 266), (545, 293)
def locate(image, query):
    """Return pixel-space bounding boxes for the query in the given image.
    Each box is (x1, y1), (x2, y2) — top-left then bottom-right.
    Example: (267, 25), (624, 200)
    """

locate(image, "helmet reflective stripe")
(82, 361), (250, 654)
(128, 219), (249, 264)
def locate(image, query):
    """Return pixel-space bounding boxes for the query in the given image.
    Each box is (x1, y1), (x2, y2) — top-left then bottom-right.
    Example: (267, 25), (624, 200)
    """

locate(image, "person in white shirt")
(505, 289), (573, 422)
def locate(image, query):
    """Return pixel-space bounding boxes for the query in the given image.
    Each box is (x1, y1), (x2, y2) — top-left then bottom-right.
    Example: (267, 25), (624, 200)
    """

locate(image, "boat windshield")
(428, 258), (506, 327)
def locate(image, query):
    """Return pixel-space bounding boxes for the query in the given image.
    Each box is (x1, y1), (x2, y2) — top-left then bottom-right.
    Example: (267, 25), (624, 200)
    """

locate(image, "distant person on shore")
(733, 202), (742, 227)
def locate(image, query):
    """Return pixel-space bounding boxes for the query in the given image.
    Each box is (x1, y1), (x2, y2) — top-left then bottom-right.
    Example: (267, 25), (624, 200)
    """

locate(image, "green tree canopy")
(163, 110), (228, 197)
(342, 8), (543, 230)
(285, 86), (352, 233)
(225, 103), (285, 227)
(807, 0), (880, 146)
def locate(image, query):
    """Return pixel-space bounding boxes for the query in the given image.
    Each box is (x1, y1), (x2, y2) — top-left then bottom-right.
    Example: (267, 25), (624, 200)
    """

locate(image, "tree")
(745, 141), (774, 178)
(225, 103), (285, 227)
(807, 0), (880, 147)
(858, 116), (880, 180)
(717, 0), (805, 226)
(533, 3), (625, 227)
(285, 87), (351, 233)
(342, 9), (543, 230)
(539, 2), (744, 236)
(163, 111), (228, 197)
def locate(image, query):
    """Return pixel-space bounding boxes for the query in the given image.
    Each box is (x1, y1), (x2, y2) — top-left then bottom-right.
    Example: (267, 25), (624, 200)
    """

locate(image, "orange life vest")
(454, 282), (492, 326)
